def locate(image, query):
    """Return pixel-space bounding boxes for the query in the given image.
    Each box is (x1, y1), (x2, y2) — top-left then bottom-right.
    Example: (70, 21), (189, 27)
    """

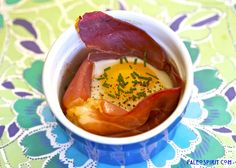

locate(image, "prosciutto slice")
(76, 11), (167, 70)
(66, 87), (180, 135)
(62, 58), (93, 109)
(76, 11), (183, 87)
(62, 11), (183, 136)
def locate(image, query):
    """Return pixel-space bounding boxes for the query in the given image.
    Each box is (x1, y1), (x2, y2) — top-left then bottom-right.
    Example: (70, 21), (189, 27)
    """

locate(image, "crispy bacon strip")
(76, 11), (167, 69)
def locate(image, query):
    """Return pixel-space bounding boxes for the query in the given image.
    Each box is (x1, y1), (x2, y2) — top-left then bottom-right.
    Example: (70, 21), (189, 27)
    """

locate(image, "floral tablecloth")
(0, 0), (236, 168)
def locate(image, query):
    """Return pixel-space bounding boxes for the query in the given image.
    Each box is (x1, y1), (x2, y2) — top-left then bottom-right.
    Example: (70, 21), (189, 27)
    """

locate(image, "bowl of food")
(43, 10), (193, 165)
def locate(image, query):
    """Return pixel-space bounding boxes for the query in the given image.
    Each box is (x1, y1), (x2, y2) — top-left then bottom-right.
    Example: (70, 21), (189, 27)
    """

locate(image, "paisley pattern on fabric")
(1, 0), (236, 167)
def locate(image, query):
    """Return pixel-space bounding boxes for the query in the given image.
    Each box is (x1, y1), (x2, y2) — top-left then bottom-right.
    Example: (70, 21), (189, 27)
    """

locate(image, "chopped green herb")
(130, 87), (137, 91)
(132, 95), (137, 101)
(120, 84), (125, 88)
(116, 92), (120, 97)
(131, 73), (136, 79)
(134, 58), (138, 64)
(102, 82), (110, 88)
(145, 80), (151, 86)
(117, 73), (128, 88)
(104, 67), (111, 71)
(129, 65), (133, 69)
(103, 72), (108, 79)
(132, 80), (141, 86)
(132, 71), (140, 78)
(132, 80), (138, 85)
(108, 93), (116, 98)
(143, 51), (147, 67)
(123, 99), (129, 104)
(124, 56), (128, 63)
(146, 72), (159, 80)
(139, 76), (152, 81)
(137, 91), (146, 98)
(96, 77), (105, 80)
(120, 57), (123, 64)
(132, 72), (152, 81)
(142, 81), (149, 86)
(118, 73), (123, 82)
(125, 91), (133, 94)
(117, 85), (124, 93)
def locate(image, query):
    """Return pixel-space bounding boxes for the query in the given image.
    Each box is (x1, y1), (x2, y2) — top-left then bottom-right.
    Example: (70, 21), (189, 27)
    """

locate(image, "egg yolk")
(91, 57), (166, 111)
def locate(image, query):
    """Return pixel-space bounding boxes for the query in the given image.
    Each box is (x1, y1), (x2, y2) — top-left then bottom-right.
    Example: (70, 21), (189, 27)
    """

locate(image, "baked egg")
(91, 56), (173, 111)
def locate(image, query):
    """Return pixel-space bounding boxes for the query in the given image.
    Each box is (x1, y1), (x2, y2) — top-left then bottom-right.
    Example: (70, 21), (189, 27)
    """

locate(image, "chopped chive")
(129, 65), (133, 69)
(118, 73), (123, 82)
(132, 80), (141, 86)
(131, 73), (136, 79)
(133, 71), (140, 77)
(117, 85), (124, 92)
(132, 95), (137, 101)
(123, 99), (129, 104)
(102, 82), (110, 88)
(120, 84), (125, 88)
(120, 57), (123, 64)
(132, 80), (138, 84)
(145, 80), (150, 86)
(116, 86), (121, 96)
(134, 58), (138, 64)
(125, 91), (132, 94)
(96, 77), (105, 80)
(139, 76), (152, 80)
(125, 88), (135, 94)
(137, 91), (146, 98)
(132, 71), (152, 81)
(119, 88), (125, 92)
(104, 67), (111, 71)
(108, 93), (116, 98)
(117, 85), (120, 91)
(124, 56), (128, 63)
(117, 73), (128, 88)
(142, 81), (148, 86)
(146, 72), (159, 80)
(103, 72), (108, 79)
(143, 51), (147, 67)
